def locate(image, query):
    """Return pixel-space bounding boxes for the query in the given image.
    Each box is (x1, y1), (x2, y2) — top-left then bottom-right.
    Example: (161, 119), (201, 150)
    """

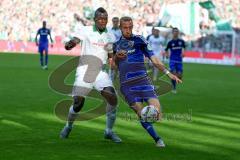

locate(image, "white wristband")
(163, 69), (170, 75)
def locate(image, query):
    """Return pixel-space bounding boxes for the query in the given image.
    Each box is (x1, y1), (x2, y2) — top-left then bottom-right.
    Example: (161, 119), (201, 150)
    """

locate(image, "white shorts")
(72, 65), (113, 96)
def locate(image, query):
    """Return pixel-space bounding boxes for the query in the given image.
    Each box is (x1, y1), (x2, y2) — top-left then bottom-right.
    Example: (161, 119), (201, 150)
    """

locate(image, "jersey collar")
(93, 25), (107, 34)
(120, 34), (134, 40)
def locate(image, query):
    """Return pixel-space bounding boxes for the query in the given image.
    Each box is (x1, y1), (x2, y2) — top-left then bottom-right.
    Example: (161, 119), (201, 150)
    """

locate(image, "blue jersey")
(113, 35), (154, 84)
(165, 39), (185, 61)
(37, 28), (51, 44)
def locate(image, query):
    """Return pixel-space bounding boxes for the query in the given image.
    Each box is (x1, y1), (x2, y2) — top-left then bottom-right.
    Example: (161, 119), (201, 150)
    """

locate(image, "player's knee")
(73, 96), (85, 113)
(101, 87), (118, 106)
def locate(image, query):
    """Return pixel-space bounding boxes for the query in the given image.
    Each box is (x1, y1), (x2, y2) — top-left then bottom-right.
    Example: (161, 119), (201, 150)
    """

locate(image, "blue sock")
(39, 52), (44, 66)
(45, 52), (48, 66)
(140, 121), (160, 142)
(171, 79), (176, 90)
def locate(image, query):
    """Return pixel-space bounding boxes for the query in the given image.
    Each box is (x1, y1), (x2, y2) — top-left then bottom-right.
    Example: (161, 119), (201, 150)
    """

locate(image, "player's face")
(112, 19), (119, 28)
(95, 13), (108, 31)
(153, 29), (159, 37)
(173, 29), (179, 38)
(120, 20), (133, 39)
(43, 21), (46, 28)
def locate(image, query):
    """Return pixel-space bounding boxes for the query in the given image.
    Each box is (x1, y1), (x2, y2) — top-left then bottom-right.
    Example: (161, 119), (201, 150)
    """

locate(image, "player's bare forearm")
(49, 34), (54, 44)
(164, 51), (169, 58)
(35, 35), (38, 45)
(65, 37), (80, 50)
(150, 55), (182, 83)
(113, 54), (119, 67)
(150, 56), (166, 72)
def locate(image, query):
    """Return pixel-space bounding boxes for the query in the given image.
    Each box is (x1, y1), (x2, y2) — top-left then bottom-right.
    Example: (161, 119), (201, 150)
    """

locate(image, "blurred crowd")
(0, 0), (240, 53)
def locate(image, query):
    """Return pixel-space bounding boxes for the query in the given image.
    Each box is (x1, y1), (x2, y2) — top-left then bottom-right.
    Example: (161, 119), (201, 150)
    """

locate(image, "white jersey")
(72, 25), (116, 64)
(148, 35), (165, 57)
(71, 25), (115, 96)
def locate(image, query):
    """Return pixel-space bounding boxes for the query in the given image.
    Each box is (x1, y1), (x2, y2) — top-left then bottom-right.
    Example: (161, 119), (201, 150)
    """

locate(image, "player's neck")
(93, 25), (107, 34)
(123, 36), (131, 40)
(112, 27), (119, 30)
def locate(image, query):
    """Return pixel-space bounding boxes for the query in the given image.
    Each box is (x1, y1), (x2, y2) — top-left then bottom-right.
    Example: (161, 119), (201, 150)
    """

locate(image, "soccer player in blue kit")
(165, 28), (185, 93)
(35, 21), (53, 70)
(113, 17), (182, 147)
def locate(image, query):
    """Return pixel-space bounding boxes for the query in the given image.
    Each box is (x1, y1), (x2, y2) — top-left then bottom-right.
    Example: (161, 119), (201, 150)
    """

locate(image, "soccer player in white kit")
(148, 28), (165, 81)
(60, 7), (122, 143)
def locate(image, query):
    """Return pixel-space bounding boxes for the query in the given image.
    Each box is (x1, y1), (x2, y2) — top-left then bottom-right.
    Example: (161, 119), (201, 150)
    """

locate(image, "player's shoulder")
(134, 35), (148, 44)
(167, 39), (173, 44)
(113, 36), (122, 45)
(147, 35), (154, 41)
(177, 38), (185, 42)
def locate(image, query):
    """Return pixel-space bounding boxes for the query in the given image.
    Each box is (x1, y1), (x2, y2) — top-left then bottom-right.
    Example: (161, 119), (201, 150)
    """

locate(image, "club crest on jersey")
(128, 41), (134, 48)
(172, 43), (175, 47)
(179, 41), (182, 45)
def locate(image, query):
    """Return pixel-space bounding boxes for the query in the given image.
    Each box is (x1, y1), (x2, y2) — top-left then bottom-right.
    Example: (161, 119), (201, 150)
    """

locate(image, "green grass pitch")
(0, 53), (239, 160)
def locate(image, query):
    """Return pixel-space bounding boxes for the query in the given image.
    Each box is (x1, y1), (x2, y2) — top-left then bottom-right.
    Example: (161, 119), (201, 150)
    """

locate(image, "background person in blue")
(165, 27), (185, 93)
(35, 21), (53, 70)
(113, 17), (182, 147)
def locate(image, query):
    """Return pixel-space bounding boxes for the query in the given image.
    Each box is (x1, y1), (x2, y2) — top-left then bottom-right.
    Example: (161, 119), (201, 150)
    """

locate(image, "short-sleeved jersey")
(113, 35), (154, 84)
(165, 38), (185, 61)
(37, 28), (51, 44)
(72, 25), (116, 64)
(148, 35), (165, 56)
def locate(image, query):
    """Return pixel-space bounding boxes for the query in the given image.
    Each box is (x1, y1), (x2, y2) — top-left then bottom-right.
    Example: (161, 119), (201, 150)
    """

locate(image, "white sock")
(106, 104), (117, 134)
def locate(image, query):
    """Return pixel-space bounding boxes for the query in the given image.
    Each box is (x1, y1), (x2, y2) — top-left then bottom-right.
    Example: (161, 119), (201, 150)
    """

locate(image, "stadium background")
(0, 1), (240, 160)
(0, 0), (240, 65)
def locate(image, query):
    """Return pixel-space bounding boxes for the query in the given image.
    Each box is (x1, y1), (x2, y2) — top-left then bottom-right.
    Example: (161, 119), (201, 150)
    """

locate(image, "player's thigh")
(130, 102), (144, 117)
(176, 63), (183, 78)
(38, 45), (44, 54)
(101, 86), (117, 106)
(147, 98), (162, 119)
(120, 84), (139, 107)
(44, 46), (49, 54)
(72, 66), (94, 97)
(94, 71), (117, 105)
(169, 61), (177, 73)
(94, 71), (113, 91)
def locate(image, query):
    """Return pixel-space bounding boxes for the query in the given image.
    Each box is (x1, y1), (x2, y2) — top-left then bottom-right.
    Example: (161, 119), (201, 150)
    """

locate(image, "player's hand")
(104, 43), (113, 53)
(163, 51), (169, 58)
(116, 50), (127, 59)
(167, 73), (182, 84)
(65, 40), (76, 50)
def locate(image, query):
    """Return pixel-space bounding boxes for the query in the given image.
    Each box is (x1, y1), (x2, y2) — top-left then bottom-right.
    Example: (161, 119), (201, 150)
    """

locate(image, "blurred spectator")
(0, 0), (239, 49)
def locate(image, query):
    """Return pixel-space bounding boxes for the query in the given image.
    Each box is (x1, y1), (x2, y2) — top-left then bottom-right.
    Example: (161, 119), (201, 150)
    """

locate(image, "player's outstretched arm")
(150, 56), (182, 83)
(65, 37), (80, 50)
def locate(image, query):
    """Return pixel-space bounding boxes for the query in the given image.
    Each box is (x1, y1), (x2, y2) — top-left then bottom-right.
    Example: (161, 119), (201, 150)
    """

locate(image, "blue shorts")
(120, 77), (158, 105)
(38, 43), (49, 53)
(169, 61), (183, 73)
